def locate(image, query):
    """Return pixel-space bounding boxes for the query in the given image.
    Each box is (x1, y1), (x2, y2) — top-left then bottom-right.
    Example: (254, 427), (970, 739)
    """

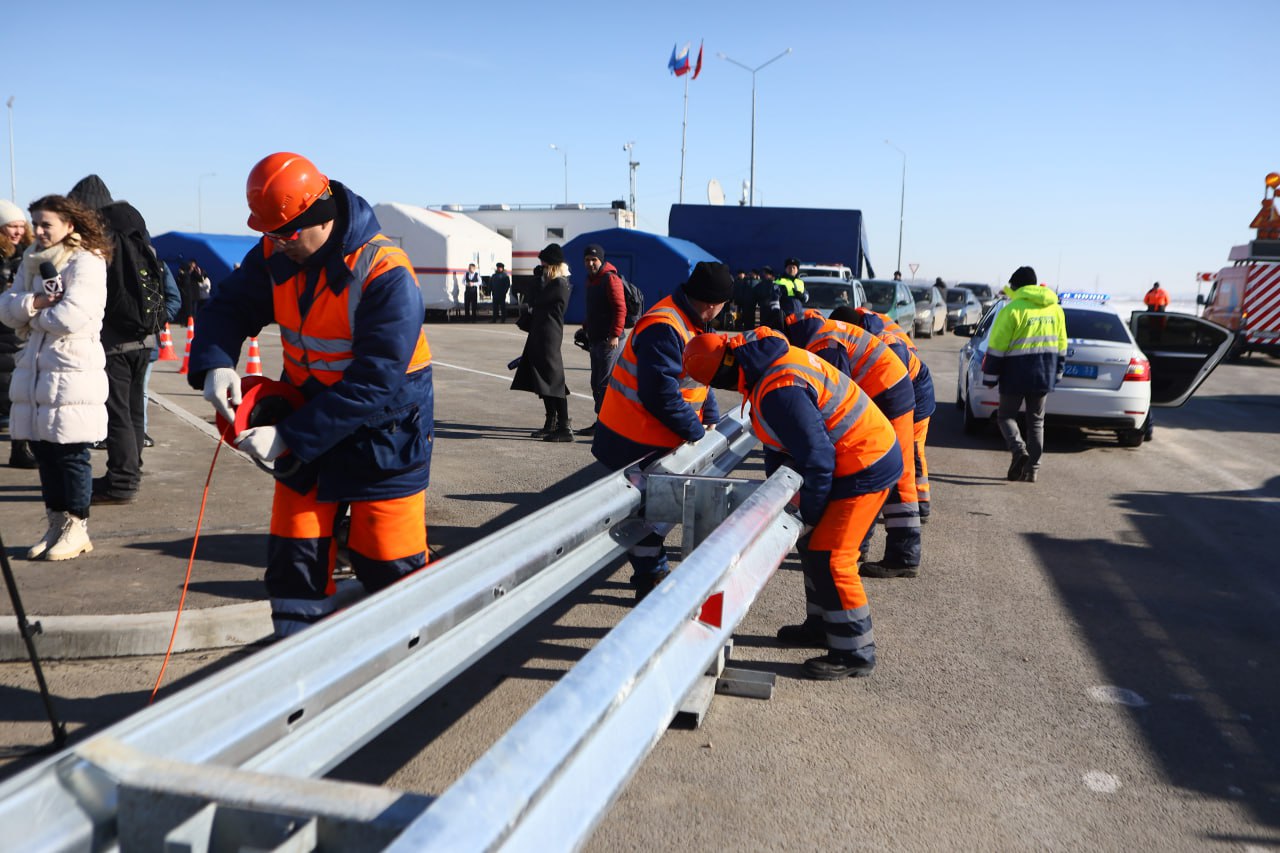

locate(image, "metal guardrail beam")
(0, 414), (758, 852)
(387, 467), (804, 852)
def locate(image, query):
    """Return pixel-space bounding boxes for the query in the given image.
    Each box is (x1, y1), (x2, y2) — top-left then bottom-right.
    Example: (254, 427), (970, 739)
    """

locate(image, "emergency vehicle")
(1198, 172), (1280, 358)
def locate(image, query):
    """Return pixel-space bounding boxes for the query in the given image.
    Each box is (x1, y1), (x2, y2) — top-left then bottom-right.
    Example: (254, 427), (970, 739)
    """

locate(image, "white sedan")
(956, 293), (1232, 447)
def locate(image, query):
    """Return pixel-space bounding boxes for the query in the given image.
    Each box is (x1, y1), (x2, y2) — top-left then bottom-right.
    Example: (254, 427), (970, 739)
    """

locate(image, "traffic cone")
(157, 324), (178, 361)
(246, 337), (262, 376)
(177, 317), (194, 375)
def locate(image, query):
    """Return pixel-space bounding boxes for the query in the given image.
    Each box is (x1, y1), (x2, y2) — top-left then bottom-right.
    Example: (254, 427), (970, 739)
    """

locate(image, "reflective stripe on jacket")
(981, 285), (1067, 394)
(598, 293), (709, 448)
(787, 313), (914, 421)
(267, 235), (431, 388)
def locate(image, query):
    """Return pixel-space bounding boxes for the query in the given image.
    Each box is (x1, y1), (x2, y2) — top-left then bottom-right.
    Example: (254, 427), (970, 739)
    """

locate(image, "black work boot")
(632, 567), (671, 602)
(8, 440), (37, 469)
(802, 651), (876, 680)
(1007, 452), (1028, 481)
(1021, 467), (1038, 483)
(776, 619), (826, 648)
(574, 421), (597, 436)
(861, 560), (918, 579)
(543, 418), (574, 442)
(530, 413), (557, 438)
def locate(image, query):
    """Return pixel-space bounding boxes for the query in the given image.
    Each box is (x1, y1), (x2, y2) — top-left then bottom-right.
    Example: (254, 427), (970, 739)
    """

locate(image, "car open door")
(1129, 311), (1233, 406)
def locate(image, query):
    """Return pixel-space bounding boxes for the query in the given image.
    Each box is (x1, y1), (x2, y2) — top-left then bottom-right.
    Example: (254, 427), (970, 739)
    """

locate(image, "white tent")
(373, 203), (513, 313)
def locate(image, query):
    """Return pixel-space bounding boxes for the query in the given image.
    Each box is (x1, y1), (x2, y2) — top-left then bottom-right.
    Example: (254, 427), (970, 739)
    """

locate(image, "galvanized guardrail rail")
(0, 412), (803, 852)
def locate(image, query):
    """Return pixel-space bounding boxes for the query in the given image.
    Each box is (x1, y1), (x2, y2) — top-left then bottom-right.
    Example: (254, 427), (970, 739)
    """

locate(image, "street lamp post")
(885, 139), (906, 275)
(624, 141), (638, 221)
(718, 47), (791, 207)
(197, 172), (216, 233)
(6, 96), (15, 202)
(549, 144), (568, 204)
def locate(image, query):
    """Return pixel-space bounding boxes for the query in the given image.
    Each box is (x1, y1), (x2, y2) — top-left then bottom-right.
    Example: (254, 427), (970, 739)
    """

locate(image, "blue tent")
(561, 228), (719, 325)
(152, 232), (260, 283)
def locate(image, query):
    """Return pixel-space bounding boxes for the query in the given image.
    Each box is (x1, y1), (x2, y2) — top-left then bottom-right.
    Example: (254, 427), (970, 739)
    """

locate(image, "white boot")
(27, 509), (67, 560)
(45, 514), (92, 561)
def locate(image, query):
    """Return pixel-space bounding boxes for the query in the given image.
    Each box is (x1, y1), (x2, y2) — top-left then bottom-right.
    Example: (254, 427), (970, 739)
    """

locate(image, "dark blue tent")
(152, 232), (260, 283)
(561, 228), (719, 325)
(668, 205), (874, 279)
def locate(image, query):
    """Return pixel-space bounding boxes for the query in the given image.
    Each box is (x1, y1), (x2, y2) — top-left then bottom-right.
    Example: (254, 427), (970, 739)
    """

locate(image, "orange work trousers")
(266, 483), (428, 638)
(800, 489), (889, 660)
(914, 415), (931, 520)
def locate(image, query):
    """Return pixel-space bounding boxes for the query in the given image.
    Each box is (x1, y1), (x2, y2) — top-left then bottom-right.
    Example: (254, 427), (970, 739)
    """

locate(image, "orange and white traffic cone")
(245, 337), (262, 376)
(177, 317), (194, 375)
(157, 324), (178, 361)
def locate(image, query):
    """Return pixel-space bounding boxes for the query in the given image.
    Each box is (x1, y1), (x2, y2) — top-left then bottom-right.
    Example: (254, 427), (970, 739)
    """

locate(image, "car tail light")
(1123, 357), (1151, 382)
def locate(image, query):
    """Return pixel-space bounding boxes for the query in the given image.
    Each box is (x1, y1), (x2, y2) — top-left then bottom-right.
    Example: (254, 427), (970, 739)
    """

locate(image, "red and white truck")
(1198, 172), (1280, 358)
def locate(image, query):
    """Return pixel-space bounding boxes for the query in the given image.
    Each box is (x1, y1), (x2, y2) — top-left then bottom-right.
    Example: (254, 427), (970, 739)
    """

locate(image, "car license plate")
(1062, 363), (1097, 379)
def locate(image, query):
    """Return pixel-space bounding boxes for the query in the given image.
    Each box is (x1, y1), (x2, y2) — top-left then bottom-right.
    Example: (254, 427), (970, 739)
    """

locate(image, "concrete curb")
(0, 601), (272, 661)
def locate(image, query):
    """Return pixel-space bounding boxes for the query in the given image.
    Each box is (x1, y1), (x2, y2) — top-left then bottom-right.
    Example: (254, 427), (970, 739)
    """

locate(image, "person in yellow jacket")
(773, 256), (807, 319)
(980, 266), (1067, 483)
(190, 153), (433, 638)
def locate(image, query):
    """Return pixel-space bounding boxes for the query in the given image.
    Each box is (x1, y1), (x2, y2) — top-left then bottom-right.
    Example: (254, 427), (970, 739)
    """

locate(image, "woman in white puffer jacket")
(0, 194), (110, 560)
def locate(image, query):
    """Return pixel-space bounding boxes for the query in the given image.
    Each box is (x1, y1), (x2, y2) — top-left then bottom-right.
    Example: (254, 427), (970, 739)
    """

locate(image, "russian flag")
(668, 42), (691, 76)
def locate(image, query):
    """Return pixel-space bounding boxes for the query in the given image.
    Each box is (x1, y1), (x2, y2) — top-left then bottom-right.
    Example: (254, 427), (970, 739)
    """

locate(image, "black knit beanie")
(1009, 266), (1038, 289)
(539, 243), (565, 266)
(682, 261), (735, 303)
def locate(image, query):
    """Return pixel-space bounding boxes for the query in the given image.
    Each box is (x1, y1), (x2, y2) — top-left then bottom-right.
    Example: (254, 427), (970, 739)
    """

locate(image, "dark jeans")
(102, 347), (149, 496)
(491, 289), (509, 322)
(998, 392), (1047, 470)
(32, 440), (92, 518)
(464, 285), (479, 320)
(588, 338), (623, 414)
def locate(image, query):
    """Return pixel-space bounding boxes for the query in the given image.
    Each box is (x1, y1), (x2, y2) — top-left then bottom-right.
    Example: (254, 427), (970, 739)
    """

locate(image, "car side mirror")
(1195, 294), (1206, 305)
(954, 325), (973, 337)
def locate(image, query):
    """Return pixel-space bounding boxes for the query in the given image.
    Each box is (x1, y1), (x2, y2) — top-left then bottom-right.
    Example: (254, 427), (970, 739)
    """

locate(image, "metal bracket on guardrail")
(643, 473), (759, 558)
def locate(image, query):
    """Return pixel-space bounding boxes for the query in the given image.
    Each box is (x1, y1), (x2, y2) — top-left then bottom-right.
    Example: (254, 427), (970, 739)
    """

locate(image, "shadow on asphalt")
(1030, 474), (1280, 832)
(123, 532), (264, 566)
(0, 645), (263, 782)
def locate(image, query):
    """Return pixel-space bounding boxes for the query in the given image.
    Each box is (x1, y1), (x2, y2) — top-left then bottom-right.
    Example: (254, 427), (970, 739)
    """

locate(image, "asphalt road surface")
(2, 319), (1278, 851)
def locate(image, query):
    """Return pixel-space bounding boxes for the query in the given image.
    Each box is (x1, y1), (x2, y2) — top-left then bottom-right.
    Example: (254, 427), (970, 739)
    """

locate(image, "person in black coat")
(511, 244), (572, 441)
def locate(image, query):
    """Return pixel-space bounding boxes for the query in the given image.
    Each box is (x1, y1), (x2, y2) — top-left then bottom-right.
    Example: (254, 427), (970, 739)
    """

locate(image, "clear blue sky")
(5, 0), (1275, 299)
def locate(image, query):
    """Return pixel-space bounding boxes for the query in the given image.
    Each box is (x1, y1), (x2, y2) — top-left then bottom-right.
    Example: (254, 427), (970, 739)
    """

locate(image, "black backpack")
(621, 276), (644, 328)
(104, 227), (167, 339)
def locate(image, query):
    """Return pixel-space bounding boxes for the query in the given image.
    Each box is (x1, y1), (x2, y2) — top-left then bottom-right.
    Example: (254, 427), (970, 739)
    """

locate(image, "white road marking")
(1086, 685), (1149, 707)
(432, 360), (595, 401)
(1082, 771), (1121, 794)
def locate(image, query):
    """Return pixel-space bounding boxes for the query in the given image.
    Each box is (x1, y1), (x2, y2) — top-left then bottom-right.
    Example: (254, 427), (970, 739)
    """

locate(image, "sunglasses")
(266, 227), (303, 244)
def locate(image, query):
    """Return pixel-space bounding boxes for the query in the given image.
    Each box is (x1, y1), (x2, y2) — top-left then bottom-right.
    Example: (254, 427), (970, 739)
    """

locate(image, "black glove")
(573, 327), (590, 351)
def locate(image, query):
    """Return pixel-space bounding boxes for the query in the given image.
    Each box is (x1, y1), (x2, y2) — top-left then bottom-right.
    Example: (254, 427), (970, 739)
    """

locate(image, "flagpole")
(679, 73), (689, 204)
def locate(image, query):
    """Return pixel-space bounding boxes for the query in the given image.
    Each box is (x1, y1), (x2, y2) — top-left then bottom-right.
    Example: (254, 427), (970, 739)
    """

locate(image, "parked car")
(955, 293), (1232, 447)
(798, 263), (854, 282)
(859, 279), (917, 334)
(955, 282), (998, 314)
(945, 287), (983, 332)
(803, 276), (867, 318)
(909, 284), (946, 338)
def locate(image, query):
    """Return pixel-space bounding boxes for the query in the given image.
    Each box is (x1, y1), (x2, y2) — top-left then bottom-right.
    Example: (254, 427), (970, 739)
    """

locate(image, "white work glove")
(203, 367), (243, 423)
(235, 426), (287, 463)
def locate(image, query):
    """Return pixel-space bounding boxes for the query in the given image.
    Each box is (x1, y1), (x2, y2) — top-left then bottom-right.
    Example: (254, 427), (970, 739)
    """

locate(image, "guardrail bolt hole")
(407, 635), (421, 649)
(287, 709), (304, 725)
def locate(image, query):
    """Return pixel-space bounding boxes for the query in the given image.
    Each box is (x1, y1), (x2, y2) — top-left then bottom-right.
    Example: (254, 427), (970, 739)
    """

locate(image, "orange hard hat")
(245, 152), (330, 232)
(683, 332), (733, 386)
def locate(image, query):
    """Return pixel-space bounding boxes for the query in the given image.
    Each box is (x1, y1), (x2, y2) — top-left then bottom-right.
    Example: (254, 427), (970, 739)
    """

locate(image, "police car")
(955, 291), (1233, 447)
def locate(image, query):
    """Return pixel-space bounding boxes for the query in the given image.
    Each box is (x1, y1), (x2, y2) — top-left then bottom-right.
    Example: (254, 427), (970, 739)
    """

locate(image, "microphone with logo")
(38, 262), (64, 302)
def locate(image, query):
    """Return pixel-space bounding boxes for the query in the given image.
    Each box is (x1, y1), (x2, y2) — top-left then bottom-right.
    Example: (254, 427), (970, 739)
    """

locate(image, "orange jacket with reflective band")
(807, 320), (910, 405)
(738, 328), (898, 479)
(599, 294), (709, 448)
(265, 236), (431, 388)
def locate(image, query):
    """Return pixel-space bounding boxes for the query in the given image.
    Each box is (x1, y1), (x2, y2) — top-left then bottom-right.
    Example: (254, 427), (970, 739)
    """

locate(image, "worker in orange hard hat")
(187, 152), (434, 639)
(684, 327), (903, 680)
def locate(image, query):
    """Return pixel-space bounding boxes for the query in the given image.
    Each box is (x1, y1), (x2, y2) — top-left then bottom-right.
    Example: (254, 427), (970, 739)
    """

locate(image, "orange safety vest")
(803, 318), (909, 400)
(265, 235), (431, 388)
(599, 294), (709, 448)
(1144, 288), (1169, 308)
(740, 329), (898, 477)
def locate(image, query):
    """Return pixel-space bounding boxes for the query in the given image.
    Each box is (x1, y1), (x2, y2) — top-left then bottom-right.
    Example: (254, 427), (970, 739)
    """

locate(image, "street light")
(549, 144), (568, 204)
(197, 172), (216, 233)
(717, 47), (791, 207)
(6, 96), (15, 202)
(885, 139), (906, 275)
(624, 141), (638, 221)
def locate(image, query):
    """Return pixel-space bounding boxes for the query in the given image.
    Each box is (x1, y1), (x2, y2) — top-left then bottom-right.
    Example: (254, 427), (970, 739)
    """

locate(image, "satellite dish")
(707, 179), (725, 206)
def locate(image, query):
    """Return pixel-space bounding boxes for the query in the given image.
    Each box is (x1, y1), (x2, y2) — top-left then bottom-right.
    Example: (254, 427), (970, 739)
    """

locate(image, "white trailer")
(373, 202), (513, 314)
(461, 204), (635, 277)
